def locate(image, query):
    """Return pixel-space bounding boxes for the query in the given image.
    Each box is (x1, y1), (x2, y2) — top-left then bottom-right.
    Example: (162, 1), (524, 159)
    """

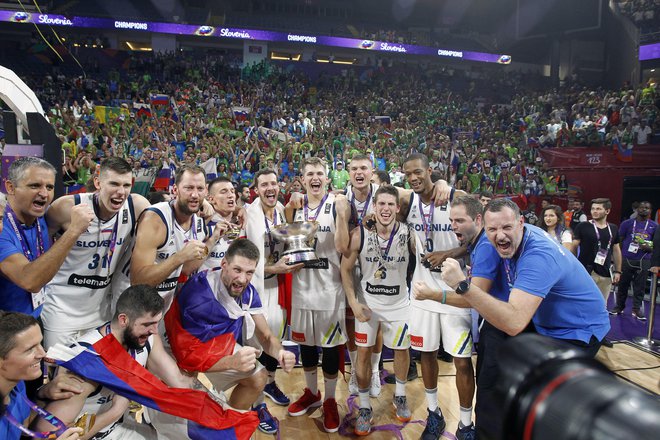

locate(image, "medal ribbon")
(2, 393), (68, 438)
(350, 185), (372, 225)
(375, 223), (399, 268)
(94, 195), (121, 278)
(417, 198), (434, 246)
(303, 194), (329, 222)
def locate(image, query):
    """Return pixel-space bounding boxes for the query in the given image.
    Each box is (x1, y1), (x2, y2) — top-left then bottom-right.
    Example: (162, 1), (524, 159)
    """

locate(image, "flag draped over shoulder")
(164, 271), (247, 372)
(47, 334), (258, 440)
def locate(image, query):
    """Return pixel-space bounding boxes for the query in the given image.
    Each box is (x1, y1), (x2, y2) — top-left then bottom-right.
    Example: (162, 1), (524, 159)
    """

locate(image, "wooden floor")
(248, 342), (659, 439)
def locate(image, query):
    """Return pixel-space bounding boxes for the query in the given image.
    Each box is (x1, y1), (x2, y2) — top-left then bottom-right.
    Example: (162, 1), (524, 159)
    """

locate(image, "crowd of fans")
(4, 49), (659, 209)
(616, 0), (660, 41)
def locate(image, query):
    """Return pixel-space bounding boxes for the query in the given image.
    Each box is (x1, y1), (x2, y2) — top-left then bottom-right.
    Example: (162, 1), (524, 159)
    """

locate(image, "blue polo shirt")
(469, 229), (510, 302)
(0, 381), (31, 440)
(508, 225), (610, 343)
(0, 215), (51, 316)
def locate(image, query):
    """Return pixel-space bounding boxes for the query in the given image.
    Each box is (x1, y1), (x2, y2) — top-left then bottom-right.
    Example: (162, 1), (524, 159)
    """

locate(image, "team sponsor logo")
(366, 282), (399, 296)
(157, 277), (178, 292)
(68, 273), (112, 289)
(304, 258), (329, 269)
(291, 331), (306, 343)
(411, 335), (424, 348)
(354, 332), (368, 344)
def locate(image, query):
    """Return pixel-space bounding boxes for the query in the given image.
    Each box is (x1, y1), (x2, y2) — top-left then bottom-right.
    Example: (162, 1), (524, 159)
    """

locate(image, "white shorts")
(409, 308), (473, 357)
(262, 283), (287, 340)
(354, 309), (410, 349)
(290, 308), (347, 347)
(98, 414), (156, 440)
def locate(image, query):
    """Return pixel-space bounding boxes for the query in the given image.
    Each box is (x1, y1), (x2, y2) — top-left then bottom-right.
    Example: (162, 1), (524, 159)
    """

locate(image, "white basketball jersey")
(147, 201), (206, 312)
(358, 222), (413, 319)
(76, 326), (152, 437)
(406, 193), (469, 315)
(345, 183), (378, 227)
(200, 217), (244, 272)
(292, 193), (343, 311)
(42, 194), (137, 332)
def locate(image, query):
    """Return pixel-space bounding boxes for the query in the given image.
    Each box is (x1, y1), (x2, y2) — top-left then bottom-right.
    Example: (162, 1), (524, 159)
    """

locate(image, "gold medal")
(374, 269), (382, 279)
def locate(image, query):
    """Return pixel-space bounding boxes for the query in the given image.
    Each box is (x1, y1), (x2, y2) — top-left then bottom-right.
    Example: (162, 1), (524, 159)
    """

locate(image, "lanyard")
(1, 392), (68, 438)
(417, 197), (434, 244)
(303, 194), (329, 222)
(632, 219), (649, 236)
(374, 223), (399, 266)
(94, 195), (120, 277)
(502, 228), (530, 288)
(264, 209), (280, 256)
(350, 185), (372, 225)
(170, 202), (198, 240)
(591, 220), (613, 252)
(5, 205), (45, 261)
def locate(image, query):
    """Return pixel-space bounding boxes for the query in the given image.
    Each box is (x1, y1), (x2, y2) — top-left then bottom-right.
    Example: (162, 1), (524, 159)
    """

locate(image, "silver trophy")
(270, 221), (320, 266)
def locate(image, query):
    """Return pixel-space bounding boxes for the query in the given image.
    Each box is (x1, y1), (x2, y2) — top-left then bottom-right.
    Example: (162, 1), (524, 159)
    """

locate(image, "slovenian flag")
(47, 334), (258, 440)
(615, 138), (633, 163)
(164, 271), (250, 372)
(150, 94), (170, 106)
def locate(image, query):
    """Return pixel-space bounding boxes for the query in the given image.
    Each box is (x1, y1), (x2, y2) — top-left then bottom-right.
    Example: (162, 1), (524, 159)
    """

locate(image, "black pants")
(615, 258), (651, 311)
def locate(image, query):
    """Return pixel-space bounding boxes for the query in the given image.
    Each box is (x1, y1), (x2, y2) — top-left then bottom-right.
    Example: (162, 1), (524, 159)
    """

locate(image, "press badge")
(628, 242), (639, 253)
(32, 288), (46, 309)
(594, 249), (607, 265)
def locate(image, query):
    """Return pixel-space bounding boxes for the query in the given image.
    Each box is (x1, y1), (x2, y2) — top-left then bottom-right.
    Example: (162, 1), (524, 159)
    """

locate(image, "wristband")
(613, 270), (621, 274)
(441, 289), (447, 304)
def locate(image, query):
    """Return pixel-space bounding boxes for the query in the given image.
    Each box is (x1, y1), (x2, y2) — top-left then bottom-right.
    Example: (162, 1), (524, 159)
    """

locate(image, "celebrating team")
(1, 152), (612, 440)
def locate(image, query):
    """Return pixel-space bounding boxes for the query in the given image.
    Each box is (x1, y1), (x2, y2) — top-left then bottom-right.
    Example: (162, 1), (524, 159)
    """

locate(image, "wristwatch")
(455, 280), (470, 295)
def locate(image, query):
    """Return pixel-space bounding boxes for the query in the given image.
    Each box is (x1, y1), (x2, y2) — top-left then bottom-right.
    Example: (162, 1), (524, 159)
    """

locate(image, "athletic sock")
(425, 387), (439, 413)
(395, 378), (406, 397)
(460, 406), (473, 427)
(304, 370), (318, 395)
(358, 388), (371, 409)
(370, 352), (381, 373)
(324, 376), (337, 400)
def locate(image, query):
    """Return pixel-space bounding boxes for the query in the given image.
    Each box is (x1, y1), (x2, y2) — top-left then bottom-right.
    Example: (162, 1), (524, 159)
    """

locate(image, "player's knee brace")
(258, 352), (279, 372)
(300, 344), (320, 368)
(321, 346), (339, 375)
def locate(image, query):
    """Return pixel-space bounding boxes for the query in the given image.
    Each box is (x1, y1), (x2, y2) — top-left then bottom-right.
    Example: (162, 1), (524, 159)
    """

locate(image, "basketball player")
(201, 177), (244, 272)
(284, 157), (351, 433)
(402, 153), (474, 440)
(42, 157), (150, 349)
(341, 186), (418, 435)
(245, 169), (304, 433)
(129, 164), (211, 313)
(36, 285), (191, 439)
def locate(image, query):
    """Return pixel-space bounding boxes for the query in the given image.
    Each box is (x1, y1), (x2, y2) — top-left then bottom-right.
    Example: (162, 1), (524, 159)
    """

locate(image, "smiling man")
(42, 157), (150, 349)
(440, 198), (610, 358)
(0, 157), (94, 318)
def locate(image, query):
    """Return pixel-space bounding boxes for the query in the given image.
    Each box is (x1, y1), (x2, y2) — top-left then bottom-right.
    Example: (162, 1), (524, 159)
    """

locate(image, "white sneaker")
(348, 369), (359, 395)
(369, 371), (381, 397)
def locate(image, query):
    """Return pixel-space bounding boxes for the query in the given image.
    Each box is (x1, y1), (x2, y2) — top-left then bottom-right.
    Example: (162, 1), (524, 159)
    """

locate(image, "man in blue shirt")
(441, 198), (610, 358)
(0, 157), (94, 317)
(0, 311), (84, 440)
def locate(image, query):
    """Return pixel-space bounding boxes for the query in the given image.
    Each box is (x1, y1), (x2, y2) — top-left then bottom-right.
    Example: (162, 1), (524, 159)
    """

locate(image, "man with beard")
(245, 169), (304, 433)
(341, 186), (418, 435)
(401, 153), (474, 440)
(284, 157), (350, 433)
(130, 164), (210, 314)
(440, 198), (609, 357)
(165, 239), (296, 437)
(42, 157), (150, 349)
(35, 285), (192, 439)
(0, 158), (94, 318)
(201, 177), (244, 272)
(414, 195), (521, 439)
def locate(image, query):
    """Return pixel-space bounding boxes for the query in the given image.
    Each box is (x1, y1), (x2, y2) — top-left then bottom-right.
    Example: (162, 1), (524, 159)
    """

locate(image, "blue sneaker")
(264, 381), (290, 406)
(254, 403), (278, 434)
(421, 408), (446, 440)
(456, 423), (476, 440)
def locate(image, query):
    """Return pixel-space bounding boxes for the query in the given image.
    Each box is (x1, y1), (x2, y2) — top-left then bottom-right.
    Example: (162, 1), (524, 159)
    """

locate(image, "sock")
(425, 387), (439, 413)
(304, 370), (318, 395)
(349, 349), (358, 370)
(370, 352), (381, 373)
(358, 388), (371, 409)
(253, 393), (265, 406)
(267, 371), (275, 384)
(460, 406), (473, 427)
(395, 378), (406, 397)
(324, 376), (337, 400)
